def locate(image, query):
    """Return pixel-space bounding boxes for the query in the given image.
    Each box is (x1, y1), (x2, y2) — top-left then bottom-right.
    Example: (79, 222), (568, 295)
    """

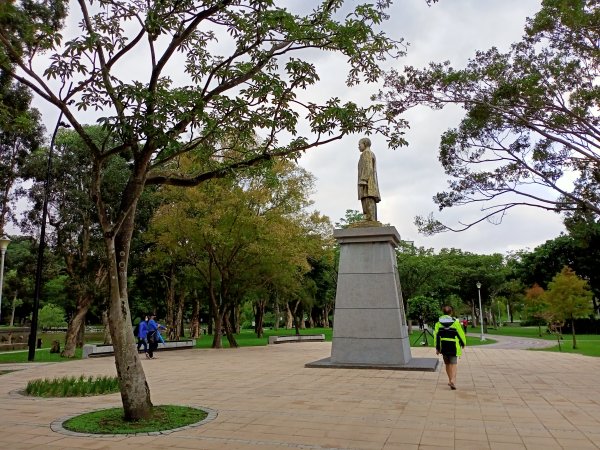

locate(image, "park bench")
(82, 339), (195, 358)
(268, 334), (325, 345)
(0, 327), (29, 351)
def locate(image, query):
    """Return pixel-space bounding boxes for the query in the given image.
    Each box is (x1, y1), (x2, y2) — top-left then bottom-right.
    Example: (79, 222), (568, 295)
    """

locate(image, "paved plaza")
(2, 341), (600, 449)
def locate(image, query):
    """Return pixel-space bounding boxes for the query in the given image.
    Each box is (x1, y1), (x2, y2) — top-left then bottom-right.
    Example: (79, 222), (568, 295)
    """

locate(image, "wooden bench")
(82, 339), (195, 358)
(268, 334), (325, 345)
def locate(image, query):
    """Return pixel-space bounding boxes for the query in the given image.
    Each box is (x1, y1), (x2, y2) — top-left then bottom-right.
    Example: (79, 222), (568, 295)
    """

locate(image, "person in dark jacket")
(146, 314), (166, 359)
(136, 315), (148, 356)
(433, 305), (466, 390)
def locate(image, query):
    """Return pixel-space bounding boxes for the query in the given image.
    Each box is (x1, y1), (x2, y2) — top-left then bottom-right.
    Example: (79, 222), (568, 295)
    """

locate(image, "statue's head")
(358, 137), (371, 151)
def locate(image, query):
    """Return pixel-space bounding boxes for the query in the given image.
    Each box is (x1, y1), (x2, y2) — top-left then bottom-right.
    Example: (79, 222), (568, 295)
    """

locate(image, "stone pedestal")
(306, 226), (438, 371)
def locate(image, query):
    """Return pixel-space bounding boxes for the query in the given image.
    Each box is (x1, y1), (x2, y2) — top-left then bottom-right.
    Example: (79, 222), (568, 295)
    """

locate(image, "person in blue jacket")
(136, 315), (148, 356)
(147, 314), (166, 359)
(433, 305), (466, 390)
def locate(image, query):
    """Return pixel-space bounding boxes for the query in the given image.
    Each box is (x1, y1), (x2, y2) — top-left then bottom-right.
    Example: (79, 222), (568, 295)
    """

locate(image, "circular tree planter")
(52, 405), (217, 436)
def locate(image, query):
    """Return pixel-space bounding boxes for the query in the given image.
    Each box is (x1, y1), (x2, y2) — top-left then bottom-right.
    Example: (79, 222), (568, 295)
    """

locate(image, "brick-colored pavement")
(2, 342), (600, 449)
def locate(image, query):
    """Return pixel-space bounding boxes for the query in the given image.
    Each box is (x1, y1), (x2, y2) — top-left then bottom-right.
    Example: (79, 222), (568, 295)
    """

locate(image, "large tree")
(146, 159), (328, 347)
(0, 0), (404, 419)
(545, 266), (593, 349)
(21, 127), (136, 356)
(380, 0), (599, 233)
(514, 216), (600, 314)
(0, 75), (45, 236)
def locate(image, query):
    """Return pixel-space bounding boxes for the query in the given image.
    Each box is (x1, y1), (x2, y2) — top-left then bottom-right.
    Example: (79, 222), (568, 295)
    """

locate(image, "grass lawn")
(0, 331), (104, 363)
(63, 405), (207, 434)
(194, 327), (495, 348)
(473, 325), (556, 339)
(0, 326), (492, 363)
(470, 324), (600, 357)
(532, 336), (600, 357)
(0, 347), (84, 363)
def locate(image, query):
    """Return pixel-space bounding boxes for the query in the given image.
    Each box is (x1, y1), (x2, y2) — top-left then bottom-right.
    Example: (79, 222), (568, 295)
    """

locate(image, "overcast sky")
(298, 0), (566, 255)
(20, 0), (565, 255)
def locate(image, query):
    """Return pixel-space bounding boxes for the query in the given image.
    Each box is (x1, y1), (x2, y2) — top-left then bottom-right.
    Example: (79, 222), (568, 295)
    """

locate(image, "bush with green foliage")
(37, 303), (67, 330)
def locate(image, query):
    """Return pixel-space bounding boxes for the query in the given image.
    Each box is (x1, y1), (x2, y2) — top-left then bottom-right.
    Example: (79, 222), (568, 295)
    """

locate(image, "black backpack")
(133, 323), (140, 337)
(437, 321), (459, 356)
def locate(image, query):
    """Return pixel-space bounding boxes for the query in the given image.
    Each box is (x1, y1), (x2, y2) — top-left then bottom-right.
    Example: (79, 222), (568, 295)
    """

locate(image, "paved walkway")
(1, 342), (600, 450)
(467, 334), (558, 350)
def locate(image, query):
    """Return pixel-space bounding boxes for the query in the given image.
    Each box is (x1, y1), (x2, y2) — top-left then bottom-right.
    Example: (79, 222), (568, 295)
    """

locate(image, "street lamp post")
(476, 281), (485, 341)
(0, 236), (10, 323)
(28, 113), (68, 361)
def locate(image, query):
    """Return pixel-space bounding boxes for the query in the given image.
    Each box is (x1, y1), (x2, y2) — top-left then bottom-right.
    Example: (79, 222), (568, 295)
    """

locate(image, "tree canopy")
(544, 266), (593, 348)
(380, 0), (599, 233)
(0, 0), (407, 419)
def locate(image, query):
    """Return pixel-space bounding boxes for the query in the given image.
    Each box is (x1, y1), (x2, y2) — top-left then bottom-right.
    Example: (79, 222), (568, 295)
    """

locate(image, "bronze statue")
(357, 137), (380, 222)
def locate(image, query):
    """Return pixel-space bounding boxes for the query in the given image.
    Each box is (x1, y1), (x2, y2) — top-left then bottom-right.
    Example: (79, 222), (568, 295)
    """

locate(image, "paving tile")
(1, 344), (599, 450)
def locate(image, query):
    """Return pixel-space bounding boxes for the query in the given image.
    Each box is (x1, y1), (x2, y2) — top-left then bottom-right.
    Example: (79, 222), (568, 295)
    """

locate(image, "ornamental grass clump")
(25, 375), (119, 397)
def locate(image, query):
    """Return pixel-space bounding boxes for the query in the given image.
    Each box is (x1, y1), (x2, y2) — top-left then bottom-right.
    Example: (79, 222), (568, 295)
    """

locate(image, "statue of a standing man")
(357, 137), (380, 222)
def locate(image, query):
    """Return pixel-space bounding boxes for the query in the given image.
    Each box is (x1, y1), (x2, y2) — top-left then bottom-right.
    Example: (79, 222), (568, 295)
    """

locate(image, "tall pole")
(0, 237), (10, 323)
(476, 281), (485, 341)
(28, 112), (64, 361)
(497, 300), (501, 327)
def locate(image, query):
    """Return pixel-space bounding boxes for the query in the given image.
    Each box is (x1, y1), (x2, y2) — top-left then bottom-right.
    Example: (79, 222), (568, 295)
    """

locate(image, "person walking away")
(434, 305), (466, 390)
(136, 315), (148, 356)
(147, 314), (166, 359)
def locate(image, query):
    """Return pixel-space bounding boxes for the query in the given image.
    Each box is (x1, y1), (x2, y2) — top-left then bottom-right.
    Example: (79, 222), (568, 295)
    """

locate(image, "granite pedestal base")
(306, 356), (439, 371)
(306, 225), (437, 372)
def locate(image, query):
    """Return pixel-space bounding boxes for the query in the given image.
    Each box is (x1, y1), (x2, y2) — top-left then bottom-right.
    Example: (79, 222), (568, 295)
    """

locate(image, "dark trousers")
(148, 341), (158, 358)
(137, 338), (147, 353)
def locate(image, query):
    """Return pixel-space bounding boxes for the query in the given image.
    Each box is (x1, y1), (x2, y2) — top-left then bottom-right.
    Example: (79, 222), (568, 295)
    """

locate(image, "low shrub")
(25, 375), (119, 397)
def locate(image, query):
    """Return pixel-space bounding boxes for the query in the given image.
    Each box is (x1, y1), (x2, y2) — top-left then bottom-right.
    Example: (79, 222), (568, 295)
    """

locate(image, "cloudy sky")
(298, 0), (566, 255)
(22, 0), (565, 255)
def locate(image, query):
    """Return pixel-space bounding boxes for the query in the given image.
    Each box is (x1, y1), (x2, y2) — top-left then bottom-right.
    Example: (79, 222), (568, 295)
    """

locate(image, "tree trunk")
(209, 286), (223, 348)
(102, 309), (112, 345)
(166, 265), (177, 341)
(289, 300), (302, 335)
(323, 304), (330, 328)
(76, 319), (85, 348)
(175, 290), (185, 339)
(208, 298), (213, 335)
(471, 301), (477, 326)
(62, 294), (92, 358)
(190, 296), (200, 338)
(286, 303), (293, 329)
(233, 303), (241, 334)
(274, 300), (280, 330)
(571, 317), (577, 349)
(9, 291), (17, 327)
(308, 307), (315, 328)
(105, 233), (153, 420)
(254, 299), (265, 338)
(211, 314), (223, 348)
(223, 306), (239, 348)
